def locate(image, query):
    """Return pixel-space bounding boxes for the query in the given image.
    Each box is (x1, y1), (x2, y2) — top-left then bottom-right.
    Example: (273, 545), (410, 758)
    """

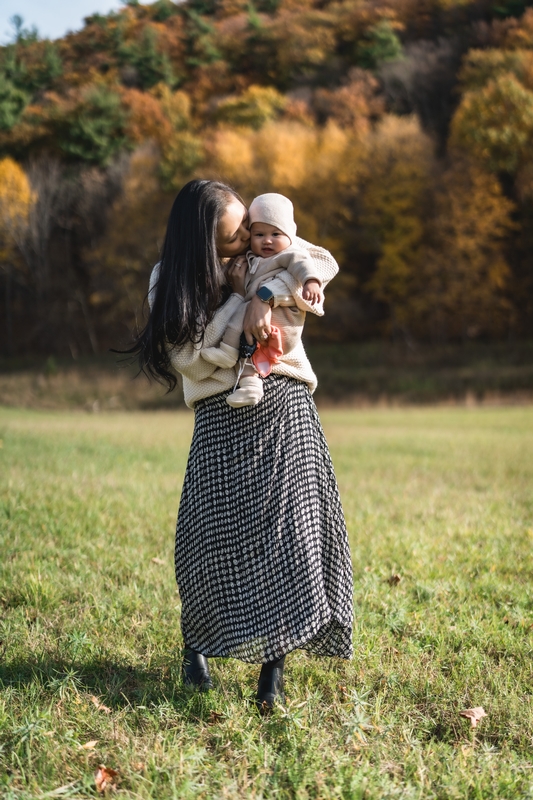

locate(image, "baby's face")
(250, 222), (291, 258)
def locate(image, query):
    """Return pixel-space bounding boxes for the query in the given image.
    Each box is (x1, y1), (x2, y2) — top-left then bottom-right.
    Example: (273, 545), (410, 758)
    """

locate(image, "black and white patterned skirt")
(175, 375), (353, 663)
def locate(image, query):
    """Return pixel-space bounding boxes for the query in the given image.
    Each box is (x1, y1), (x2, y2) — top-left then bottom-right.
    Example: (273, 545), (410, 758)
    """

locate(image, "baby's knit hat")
(248, 193), (297, 242)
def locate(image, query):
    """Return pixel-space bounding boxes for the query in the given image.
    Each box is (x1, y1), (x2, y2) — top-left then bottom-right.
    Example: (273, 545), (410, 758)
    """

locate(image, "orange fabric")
(252, 325), (283, 377)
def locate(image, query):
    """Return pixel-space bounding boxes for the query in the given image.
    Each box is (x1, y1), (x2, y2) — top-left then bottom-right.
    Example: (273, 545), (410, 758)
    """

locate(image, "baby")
(201, 193), (323, 407)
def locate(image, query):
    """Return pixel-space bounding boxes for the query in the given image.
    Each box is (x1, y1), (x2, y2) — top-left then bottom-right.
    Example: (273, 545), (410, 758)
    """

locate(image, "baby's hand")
(302, 279), (323, 305)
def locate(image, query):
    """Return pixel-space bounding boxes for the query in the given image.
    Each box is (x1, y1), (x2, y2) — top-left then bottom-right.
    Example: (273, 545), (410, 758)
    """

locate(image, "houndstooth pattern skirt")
(175, 375), (353, 663)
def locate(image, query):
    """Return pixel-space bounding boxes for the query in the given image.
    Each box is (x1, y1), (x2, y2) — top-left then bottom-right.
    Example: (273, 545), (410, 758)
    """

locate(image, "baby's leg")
(226, 361), (263, 408)
(201, 301), (248, 368)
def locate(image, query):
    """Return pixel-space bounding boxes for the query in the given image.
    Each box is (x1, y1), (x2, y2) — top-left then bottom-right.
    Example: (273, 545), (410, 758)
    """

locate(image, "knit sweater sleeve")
(168, 294), (245, 380)
(148, 263), (246, 381)
(293, 238), (339, 287)
(271, 247), (320, 286)
(266, 240), (339, 315)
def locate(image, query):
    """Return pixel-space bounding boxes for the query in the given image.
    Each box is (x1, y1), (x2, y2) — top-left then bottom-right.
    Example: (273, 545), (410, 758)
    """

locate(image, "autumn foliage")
(1, 0), (533, 356)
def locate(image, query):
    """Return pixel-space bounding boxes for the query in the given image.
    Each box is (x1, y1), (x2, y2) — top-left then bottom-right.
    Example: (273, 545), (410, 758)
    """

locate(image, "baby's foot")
(201, 343), (239, 368)
(226, 376), (264, 408)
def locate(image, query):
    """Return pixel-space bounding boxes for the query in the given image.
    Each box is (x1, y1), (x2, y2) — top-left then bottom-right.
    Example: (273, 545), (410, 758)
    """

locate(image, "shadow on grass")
(0, 654), (244, 717)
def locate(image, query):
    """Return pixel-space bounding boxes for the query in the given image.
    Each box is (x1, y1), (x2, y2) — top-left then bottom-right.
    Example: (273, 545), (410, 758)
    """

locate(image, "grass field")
(1, 405), (533, 799)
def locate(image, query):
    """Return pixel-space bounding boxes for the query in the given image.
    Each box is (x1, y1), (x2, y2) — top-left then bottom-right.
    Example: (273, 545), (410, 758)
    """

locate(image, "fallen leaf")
(387, 574), (402, 586)
(381, 761), (403, 777)
(459, 707), (487, 728)
(151, 557), (165, 565)
(91, 696), (111, 714)
(95, 765), (118, 793)
(131, 761), (145, 772)
(81, 740), (98, 750)
(209, 710), (225, 724)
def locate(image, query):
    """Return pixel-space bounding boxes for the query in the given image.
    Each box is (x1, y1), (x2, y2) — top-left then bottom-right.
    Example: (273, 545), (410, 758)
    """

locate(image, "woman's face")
(216, 198), (250, 258)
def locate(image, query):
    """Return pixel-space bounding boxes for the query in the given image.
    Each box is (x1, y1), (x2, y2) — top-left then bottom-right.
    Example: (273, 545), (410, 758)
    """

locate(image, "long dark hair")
(124, 179), (244, 391)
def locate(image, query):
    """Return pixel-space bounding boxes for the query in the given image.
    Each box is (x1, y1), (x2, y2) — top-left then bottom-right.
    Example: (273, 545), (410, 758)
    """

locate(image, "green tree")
(151, 0), (180, 22)
(492, 0), (531, 18)
(356, 21), (403, 70)
(0, 74), (29, 130)
(184, 9), (221, 67)
(119, 26), (176, 89)
(58, 86), (129, 165)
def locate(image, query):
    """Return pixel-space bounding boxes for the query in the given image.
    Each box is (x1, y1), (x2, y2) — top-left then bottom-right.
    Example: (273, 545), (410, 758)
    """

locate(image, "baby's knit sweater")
(149, 237), (339, 408)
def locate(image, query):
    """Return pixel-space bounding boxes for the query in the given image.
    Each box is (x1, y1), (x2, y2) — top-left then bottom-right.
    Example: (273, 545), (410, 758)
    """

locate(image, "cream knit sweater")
(149, 237), (338, 408)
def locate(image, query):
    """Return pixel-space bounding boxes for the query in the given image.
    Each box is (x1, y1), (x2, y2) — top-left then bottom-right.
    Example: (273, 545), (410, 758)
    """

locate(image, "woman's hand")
(243, 294), (272, 345)
(226, 256), (247, 297)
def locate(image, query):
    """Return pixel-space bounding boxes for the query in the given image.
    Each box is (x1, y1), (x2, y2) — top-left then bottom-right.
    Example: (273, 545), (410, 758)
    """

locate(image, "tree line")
(1, 0), (533, 357)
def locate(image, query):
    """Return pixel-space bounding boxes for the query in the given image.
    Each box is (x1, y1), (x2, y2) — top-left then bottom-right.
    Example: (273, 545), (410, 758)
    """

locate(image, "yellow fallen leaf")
(82, 740), (98, 749)
(95, 765), (118, 793)
(459, 707), (487, 728)
(91, 696), (111, 714)
(151, 557), (165, 565)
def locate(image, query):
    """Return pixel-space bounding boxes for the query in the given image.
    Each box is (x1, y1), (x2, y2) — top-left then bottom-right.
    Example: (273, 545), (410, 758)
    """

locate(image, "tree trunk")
(5, 265), (13, 357)
(76, 289), (99, 354)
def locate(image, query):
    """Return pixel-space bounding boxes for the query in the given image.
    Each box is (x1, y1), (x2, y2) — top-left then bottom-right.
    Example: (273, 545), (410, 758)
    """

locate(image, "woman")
(133, 179), (353, 710)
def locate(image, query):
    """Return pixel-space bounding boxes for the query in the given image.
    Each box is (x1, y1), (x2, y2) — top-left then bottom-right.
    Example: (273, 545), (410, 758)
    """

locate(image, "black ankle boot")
(182, 647), (213, 691)
(255, 656), (285, 712)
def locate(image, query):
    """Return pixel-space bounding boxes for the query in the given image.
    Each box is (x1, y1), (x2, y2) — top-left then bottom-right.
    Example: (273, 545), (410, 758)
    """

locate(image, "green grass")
(1, 405), (533, 799)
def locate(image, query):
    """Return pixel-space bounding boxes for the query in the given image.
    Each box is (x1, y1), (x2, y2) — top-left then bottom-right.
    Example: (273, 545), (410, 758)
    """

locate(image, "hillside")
(1, 0), (533, 357)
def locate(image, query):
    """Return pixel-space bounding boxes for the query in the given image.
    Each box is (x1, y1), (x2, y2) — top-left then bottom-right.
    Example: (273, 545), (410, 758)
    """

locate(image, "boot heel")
(182, 648), (213, 691)
(255, 656), (285, 712)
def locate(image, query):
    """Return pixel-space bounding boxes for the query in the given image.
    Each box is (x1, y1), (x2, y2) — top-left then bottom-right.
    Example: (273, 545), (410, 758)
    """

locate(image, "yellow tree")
(450, 73), (533, 174)
(203, 118), (361, 249)
(202, 118), (363, 340)
(156, 87), (204, 190)
(413, 157), (515, 340)
(214, 85), (286, 129)
(84, 145), (172, 335)
(0, 157), (35, 355)
(359, 115), (434, 336)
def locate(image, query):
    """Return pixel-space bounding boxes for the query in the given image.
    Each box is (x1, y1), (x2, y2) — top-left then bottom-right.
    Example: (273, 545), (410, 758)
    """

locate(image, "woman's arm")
(169, 294), (246, 378)
(149, 263), (245, 378)
(293, 239), (339, 289)
(243, 294), (273, 344)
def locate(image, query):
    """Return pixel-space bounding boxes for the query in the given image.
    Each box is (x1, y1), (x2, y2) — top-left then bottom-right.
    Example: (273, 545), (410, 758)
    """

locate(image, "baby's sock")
(226, 375), (263, 408)
(201, 325), (241, 368)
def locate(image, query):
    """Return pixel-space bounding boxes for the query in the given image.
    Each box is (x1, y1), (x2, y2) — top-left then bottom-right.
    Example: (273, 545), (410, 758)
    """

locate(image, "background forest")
(1, 0), (533, 360)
